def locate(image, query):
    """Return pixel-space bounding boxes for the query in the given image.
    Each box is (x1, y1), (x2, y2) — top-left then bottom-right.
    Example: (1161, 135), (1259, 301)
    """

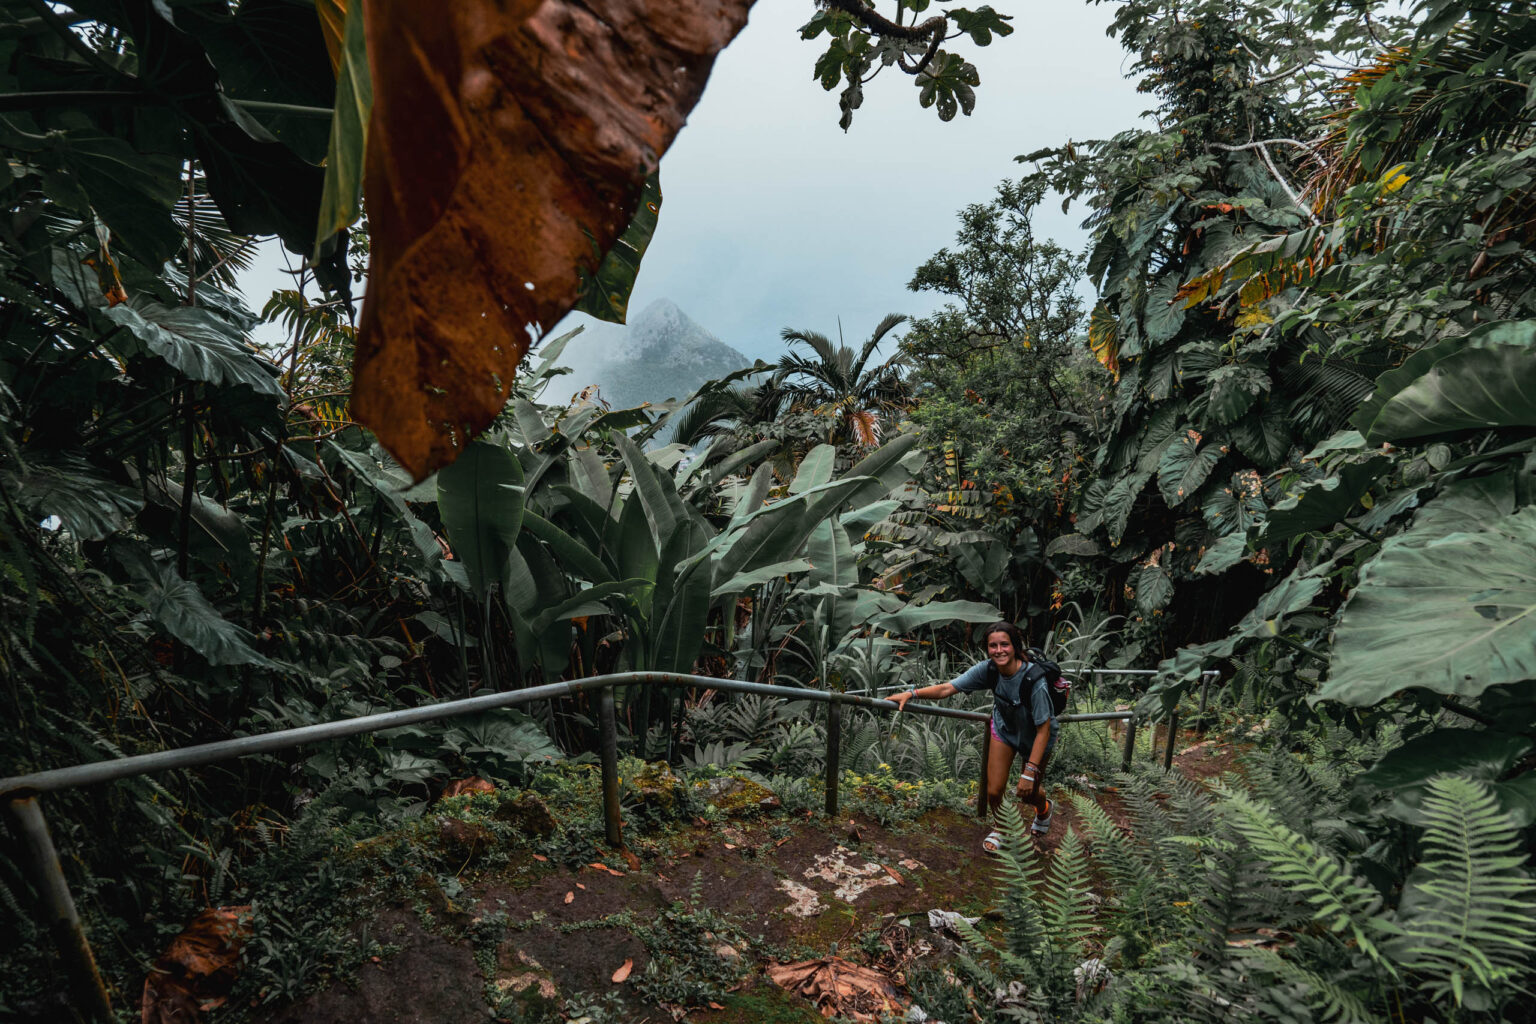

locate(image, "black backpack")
(987, 648), (1070, 740)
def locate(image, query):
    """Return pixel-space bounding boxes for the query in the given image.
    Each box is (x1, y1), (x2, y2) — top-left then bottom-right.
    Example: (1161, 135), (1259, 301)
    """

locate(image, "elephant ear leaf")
(1354, 320), (1536, 444)
(1320, 505), (1536, 706)
(124, 555), (275, 668)
(352, 0), (754, 479)
(9, 456), (143, 542)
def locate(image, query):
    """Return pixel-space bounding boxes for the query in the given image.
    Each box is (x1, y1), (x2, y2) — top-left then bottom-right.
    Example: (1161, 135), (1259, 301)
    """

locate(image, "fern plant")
(1389, 775), (1536, 1012)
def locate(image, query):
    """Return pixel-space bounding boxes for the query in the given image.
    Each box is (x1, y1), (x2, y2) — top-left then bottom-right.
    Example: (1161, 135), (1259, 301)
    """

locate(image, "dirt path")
(249, 736), (1241, 1024)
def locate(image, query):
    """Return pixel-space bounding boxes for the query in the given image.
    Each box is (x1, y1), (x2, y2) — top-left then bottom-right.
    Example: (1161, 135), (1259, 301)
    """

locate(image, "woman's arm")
(889, 681), (959, 710)
(1018, 719), (1052, 797)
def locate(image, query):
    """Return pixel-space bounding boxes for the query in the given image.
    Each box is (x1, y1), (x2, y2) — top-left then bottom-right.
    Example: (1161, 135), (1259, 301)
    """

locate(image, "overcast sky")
(244, 2), (1146, 363)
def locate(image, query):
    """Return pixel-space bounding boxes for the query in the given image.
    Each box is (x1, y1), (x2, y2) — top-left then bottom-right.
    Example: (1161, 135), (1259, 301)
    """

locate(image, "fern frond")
(1390, 775), (1536, 1006)
(1042, 828), (1097, 957)
(1068, 790), (1147, 890)
(990, 800), (1047, 959)
(1216, 783), (1394, 974)
(1239, 947), (1376, 1024)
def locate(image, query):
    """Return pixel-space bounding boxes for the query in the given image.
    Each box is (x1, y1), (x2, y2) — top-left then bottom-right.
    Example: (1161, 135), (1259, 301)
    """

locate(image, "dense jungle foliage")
(2, 0), (1535, 1022)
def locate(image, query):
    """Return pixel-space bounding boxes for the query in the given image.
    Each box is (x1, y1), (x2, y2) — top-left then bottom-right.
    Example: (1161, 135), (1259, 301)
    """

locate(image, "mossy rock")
(633, 762), (686, 813)
(694, 775), (779, 816)
(436, 815), (495, 866)
(494, 792), (558, 838)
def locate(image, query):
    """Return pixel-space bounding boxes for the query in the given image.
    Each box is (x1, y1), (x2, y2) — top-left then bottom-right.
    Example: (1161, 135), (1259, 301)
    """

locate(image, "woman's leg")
(984, 731), (1018, 817)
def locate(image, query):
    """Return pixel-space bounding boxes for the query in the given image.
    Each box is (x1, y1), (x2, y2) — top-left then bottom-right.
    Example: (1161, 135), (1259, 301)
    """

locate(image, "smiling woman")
(888, 620), (1060, 852)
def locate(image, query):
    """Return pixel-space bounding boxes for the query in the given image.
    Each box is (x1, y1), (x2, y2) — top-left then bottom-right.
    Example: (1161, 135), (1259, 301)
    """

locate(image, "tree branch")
(822, 0), (945, 76)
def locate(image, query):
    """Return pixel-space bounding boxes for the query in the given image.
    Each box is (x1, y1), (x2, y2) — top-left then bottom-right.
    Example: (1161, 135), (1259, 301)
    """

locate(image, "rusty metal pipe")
(6, 797), (113, 1022)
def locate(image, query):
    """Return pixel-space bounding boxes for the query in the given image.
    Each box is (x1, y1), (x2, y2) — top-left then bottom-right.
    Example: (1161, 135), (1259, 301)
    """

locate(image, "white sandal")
(982, 830), (1003, 854)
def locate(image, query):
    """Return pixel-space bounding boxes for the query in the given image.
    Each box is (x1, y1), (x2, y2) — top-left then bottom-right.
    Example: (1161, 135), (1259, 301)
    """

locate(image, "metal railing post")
(1121, 717), (1138, 773)
(1163, 711), (1179, 772)
(824, 698), (841, 818)
(6, 797), (113, 1022)
(598, 686), (623, 849)
(1197, 674), (1211, 725)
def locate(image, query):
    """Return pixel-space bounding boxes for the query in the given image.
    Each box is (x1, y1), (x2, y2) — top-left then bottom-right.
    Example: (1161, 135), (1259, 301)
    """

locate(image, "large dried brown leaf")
(141, 906), (252, 1024)
(767, 957), (908, 1022)
(353, 0), (756, 479)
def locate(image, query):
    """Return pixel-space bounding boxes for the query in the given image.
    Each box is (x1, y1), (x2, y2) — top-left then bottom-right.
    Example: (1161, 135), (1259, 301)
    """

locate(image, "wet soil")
(250, 741), (1243, 1024)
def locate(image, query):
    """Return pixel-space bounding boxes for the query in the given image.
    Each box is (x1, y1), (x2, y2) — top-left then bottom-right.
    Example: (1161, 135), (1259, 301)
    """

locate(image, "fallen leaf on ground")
(767, 957), (907, 1022)
(881, 865), (905, 885)
(612, 958), (633, 984)
(354, 0), (757, 478)
(576, 883), (586, 890)
(723, 842), (736, 850)
(439, 777), (496, 799)
(588, 862), (624, 876)
(531, 853), (548, 862)
(563, 891), (574, 904)
(141, 906), (252, 1024)
(621, 848), (641, 871)
(775, 837), (791, 848)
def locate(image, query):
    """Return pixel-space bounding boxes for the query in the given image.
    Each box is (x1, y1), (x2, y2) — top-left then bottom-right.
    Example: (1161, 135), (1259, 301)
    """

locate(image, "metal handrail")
(3, 669), (1164, 1022)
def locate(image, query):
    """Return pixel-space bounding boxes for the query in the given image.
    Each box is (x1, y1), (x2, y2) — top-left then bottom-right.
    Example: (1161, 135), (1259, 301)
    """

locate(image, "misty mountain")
(547, 299), (758, 422)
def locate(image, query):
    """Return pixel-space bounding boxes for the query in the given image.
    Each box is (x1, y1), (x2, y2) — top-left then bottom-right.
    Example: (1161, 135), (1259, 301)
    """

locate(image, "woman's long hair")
(983, 621), (1027, 661)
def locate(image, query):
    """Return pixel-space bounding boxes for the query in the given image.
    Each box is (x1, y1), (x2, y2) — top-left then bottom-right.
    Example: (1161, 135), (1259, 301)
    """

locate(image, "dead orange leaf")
(440, 776), (496, 799)
(141, 906), (252, 1024)
(531, 853), (548, 862)
(881, 865), (905, 885)
(621, 848), (642, 871)
(611, 958), (633, 984)
(353, 0), (757, 479)
(767, 957), (907, 1023)
(588, 862), (624, 876)
(563, 891), (575, 904)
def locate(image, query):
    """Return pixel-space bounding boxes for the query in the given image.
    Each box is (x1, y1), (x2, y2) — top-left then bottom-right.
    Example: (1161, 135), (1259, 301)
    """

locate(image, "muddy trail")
(208, 733), (1237, 1024)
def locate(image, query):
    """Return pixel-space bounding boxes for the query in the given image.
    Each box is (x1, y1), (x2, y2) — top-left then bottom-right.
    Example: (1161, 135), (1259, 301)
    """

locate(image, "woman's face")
(986, 631), (1017, 667)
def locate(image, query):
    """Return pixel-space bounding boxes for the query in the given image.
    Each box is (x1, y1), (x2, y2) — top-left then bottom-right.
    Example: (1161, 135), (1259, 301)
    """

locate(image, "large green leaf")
(790, 444), (837, 494)
(520, 510), (612, 584)
(709, 558), (813, 598)
(1143, 273), (1186, 344)
(1201, 365), (1269, 425)
(105, 301), (285, 397)
(1356, 728), (1531, 794)
(1156, 427), (1221, 506)
(1202, 472), (1266, 537)
(30, 127), (184, 266)
(9, 456), (143, 541)
(436, 441), (524, 601)
(867, 598), (1001, 633)
(1355, 320), (1536, 443)
(314, 0), (371, 258)
(1134, 564), (1174, 614)
(1320, 505), (1536, 705)
(1194, 532), (1246, 575)
(807, 519), (857, 589)
(1261, 458), (1388, 544)
(651, 520), (712, 673)
(573, 172), (662, 324)
(180, 0), (337, 165)
(128, 557), (275, 668)
(615, 433), (683, 550)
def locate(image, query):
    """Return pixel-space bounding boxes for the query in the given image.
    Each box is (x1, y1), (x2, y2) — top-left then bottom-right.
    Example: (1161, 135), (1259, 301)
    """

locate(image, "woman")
(889, 621), (1054, 853)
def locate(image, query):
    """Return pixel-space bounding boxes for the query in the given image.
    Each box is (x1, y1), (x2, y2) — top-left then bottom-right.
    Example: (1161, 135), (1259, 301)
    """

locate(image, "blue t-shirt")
(952, 659), (1055, 751)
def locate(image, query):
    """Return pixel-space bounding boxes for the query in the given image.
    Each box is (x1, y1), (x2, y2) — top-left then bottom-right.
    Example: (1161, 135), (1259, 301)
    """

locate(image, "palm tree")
(772, 313), (911, 448)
